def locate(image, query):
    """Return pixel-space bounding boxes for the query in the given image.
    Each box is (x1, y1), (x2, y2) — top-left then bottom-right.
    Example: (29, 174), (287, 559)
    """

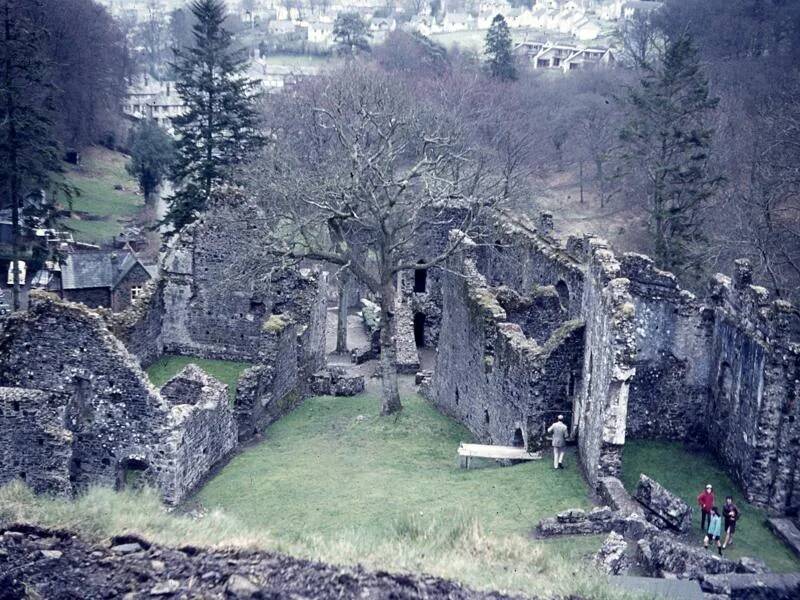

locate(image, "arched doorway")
(414, 261), (428, 293)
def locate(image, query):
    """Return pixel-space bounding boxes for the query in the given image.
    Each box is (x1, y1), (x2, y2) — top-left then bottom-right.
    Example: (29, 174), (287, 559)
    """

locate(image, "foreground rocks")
(0, 524), (526, 600)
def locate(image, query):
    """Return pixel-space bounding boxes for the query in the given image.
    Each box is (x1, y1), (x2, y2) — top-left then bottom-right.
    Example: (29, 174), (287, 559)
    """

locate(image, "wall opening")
(555, 280), (569, 310)
(413, 313), (426, 347)
(117, 457), (149, 491)
(716, 362), (734, 416)
(484, 409), (490, 425)
(512, 428), (525, 448)
(455, 386), (460, 406)
(413, 261), (428, 293)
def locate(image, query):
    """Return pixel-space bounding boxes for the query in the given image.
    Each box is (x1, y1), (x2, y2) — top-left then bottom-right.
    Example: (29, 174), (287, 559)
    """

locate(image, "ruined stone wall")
(234, 321), (300, 441)
(476, 216), (585, 319)
(63, 287), (111, 309)
(574, 242), (636, 486)
(159, 365), (237, 503)
(0, 388), (73, 495)
(704, 264), (800, 511)
(101, 280), (165, 367)
(621, 255), (712, 441)
(0, 294), (237, 505)
(432, 236), (584, 450)
(160, 207), (326, 367)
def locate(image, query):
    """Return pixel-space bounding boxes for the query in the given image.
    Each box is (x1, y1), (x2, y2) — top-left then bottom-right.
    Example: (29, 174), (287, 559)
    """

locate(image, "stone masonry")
(0, 293), (237, 505)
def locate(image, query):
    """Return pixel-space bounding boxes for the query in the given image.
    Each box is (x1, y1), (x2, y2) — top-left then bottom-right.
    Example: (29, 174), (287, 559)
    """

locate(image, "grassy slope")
(60, 147), (143, 243)
(146, 354), (251, 400)
(0, 393), (636, 598)
(191, 394), (613, 596)
(622, 440), (800, 572)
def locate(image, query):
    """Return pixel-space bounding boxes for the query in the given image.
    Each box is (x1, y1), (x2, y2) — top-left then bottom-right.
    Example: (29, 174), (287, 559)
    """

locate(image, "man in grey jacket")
(547, 414), (568, 469)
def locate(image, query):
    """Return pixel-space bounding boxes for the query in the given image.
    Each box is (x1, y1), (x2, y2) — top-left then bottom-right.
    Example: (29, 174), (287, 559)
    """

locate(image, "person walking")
(697, 484), (715, 533)
(722, 496), (740, 549)
(703, 506), (723, 555)
(547, 414), (568, 470)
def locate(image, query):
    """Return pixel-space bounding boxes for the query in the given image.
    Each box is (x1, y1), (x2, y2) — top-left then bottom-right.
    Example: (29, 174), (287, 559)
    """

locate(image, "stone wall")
(101, 280), (165, 368)
(160, 206), (327, 369)
(159, 365), (237, 504)
(431, 234), (584, 450)
(574, 241), (636, 486)
(0, 293), (237, 505)
(0, 388), (73, 496)
(234, 321), (300, 441)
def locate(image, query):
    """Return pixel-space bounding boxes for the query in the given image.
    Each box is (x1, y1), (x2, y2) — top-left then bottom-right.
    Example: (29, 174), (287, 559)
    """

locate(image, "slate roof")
(61, 250), (152, 291)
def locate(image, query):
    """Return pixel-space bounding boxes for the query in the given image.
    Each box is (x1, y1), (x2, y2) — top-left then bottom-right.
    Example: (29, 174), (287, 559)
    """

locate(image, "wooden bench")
(457, 443), (541, 469)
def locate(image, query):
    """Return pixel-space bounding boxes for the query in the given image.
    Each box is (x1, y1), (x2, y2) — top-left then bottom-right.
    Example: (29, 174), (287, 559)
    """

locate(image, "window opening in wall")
(130, 285), (143, 301)
(413, 313), (426, 347)
(567, 372), (576, 397)
(484, 409), (490, 425)
(455, 387), (460, 406)
(555, 280), (569, 310)
(512, 428), (525, 448)
(717, 362), (734, 414)
(414, 261), (428, 293)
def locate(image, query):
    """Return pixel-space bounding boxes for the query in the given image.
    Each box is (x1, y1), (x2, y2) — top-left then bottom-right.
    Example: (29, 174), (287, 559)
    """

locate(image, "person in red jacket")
(697, 484), (715, 533)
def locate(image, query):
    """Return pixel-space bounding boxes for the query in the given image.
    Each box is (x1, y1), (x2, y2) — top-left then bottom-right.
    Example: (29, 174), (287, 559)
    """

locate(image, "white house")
(441, 12), (476, 32)
(622, 0), (663, 19)
(307, 20), (334, 45)
(514, 40), (615, 72)
(573, 18), (602, 40)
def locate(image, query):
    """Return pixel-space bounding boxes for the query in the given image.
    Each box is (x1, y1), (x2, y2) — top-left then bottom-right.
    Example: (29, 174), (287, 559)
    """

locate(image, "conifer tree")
(126, 120), (175, 204)
(167, 0), (263, 231)
(620, 34), (721, 275)
(0, 0), (64, 310)
(485, 14), (517, 81)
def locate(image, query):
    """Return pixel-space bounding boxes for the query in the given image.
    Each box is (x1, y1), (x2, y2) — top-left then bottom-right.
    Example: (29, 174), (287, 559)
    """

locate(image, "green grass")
(60, 147), (144, 243)
(0, 392), (639, 598)
(622, 440), (800, 572)
(146, 354), (251, 401)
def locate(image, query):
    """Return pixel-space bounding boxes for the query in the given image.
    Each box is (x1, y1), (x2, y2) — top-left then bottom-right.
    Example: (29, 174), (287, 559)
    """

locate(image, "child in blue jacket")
(703, 506), (723, 555)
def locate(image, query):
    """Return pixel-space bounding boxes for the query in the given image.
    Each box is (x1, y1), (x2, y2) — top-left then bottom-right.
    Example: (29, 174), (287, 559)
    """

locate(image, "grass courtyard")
(146, 354), (252, 401)
(622, 440), (800, 572)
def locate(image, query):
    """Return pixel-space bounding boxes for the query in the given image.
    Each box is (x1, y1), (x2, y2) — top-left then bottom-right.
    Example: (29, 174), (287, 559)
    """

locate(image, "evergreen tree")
(485, 14), (517, 81)
(0, 0), (64, 310)
(126, 120), (175, 204)
(333, 12), (371, 56)
(167, 0), (263, 231)
(620, 34), (721, 275)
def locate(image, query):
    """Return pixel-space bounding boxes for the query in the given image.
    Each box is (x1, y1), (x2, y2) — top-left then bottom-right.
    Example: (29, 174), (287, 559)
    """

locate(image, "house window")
(131, 286), (143, 301)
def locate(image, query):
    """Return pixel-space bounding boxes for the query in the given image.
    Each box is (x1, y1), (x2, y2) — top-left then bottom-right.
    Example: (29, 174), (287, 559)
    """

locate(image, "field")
(60, 147), (144, 244)
(146, 354), (252, 401)
(622, 440), (800, 572)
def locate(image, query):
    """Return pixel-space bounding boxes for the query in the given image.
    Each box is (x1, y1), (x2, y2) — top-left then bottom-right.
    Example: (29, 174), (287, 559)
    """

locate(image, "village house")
(123, 79), (185, 134)
(34, 248), (156, 312)
(307, 20), (335, 45)
(514, 40), (615, 72)
(441, 12), (475, 33)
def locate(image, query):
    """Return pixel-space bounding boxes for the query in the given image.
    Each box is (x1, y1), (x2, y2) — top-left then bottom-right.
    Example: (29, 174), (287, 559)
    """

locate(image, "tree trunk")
(335, 272), (349, 354)
(379, 278), (402, 415)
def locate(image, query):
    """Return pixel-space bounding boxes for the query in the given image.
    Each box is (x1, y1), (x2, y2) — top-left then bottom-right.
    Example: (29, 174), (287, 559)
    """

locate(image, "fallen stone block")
(767, 518), (800, 559)
(700, 572), (800, 599)
(597, 476), (644, 517)
(633, 474), (692, 533)
(537, 514), (622, 537)
(640, 534), (738, 579)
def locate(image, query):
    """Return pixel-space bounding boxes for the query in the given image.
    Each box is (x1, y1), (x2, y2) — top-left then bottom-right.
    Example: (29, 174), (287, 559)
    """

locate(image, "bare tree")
(241, 66), (512, 414)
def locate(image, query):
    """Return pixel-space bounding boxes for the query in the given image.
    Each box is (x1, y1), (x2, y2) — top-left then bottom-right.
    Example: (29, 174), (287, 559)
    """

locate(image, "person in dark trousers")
(697, 484), (715, 533)
(704, 506), (723, 555)
(547, 415), (568, 470)
(722, 496), (740, 549)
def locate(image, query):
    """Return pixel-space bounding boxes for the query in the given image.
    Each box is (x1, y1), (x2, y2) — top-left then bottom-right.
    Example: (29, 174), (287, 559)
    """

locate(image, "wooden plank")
(457, 443), (541, 461)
